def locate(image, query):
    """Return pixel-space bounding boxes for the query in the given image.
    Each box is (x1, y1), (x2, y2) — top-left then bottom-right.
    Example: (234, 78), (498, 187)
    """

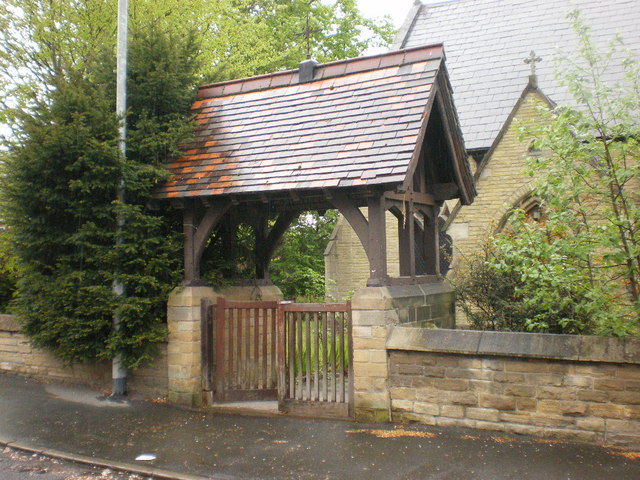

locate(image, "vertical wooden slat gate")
(212, 298), (279, 401)
(277, 302), (353, 418)
(203, 298), (353, 418)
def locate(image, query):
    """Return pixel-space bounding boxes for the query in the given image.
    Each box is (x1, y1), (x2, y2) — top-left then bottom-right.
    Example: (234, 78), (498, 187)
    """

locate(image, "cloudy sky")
(356, 0), (416, 27)
(356, 0), (448, 28)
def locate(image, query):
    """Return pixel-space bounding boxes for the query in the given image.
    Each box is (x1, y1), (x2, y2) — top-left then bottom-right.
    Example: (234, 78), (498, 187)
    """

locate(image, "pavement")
(0, 374), (639, 480)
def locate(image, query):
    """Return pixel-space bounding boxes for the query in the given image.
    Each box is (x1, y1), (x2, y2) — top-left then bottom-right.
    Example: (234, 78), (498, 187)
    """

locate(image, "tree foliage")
(456, 11), (640, 336)
(0, 0), (393, 365)
(270, 211), (338, 301)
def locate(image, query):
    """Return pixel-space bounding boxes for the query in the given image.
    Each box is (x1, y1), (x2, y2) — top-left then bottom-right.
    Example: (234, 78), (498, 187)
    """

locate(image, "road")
(0, 446), (151, 480)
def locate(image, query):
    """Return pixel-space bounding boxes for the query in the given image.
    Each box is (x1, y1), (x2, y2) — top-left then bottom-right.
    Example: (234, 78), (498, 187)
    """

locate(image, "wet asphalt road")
(0, 446), (149, 480)
(0, 374), (638, 480)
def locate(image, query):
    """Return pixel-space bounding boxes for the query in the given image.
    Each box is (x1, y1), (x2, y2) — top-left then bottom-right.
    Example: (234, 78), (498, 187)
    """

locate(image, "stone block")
(524, 373), (563, 386)
(616, 365), (640, 379)
(411, 376), (435, 388)
(390, 363), (422, 375)
(353, 336), (386, 349)
(353, 350), (369, 363)
(391, 399), (414, 411)
(446, 391), (478, 406)
(354, 362), (387, 378)
(482, 359), (504, 371)
(445, 368), (485, 380)
(535, 386), (576, 400)
(625, 405), (640, 419)
(414, 401), (440, 416)
(390, 387), (416, 400)
(491, 372), (524, 383)
(538, 400), (586, 416)
(440, 405), (465, 418)
(593, 378), (625, 391)
(386, 327), (481, 354)
(505, 359), (566, 374)
(604, 433), (640, 449)
(396, 412), (437, 426)
(352, 310), (388, 327)
(588, 404), (626, 419)
(352, 326), (372, 338)
(516, 398), (537, 411)
(421, 366), (445, 378)
(479, 394), (516, 411)
(437, 417), (476, 429)
(433, 378), (469, 391)
(577, 390), (609, 403)
(575, 417), (606, 432)
(458, 358), (483, 369)
(466, 407), (500, 422)
(369, 350), (387, 364)
(354, 392), (389, 410)
(626, 380), (640, 392)
(562, 376), (593, 388)
(578, 336), (627, 363)
(609, 391), (640, 405)
(502, 385), (535, 397)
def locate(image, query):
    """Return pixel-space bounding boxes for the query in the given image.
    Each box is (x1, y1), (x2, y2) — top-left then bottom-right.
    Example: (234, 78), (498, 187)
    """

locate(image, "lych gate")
(154, 44), (476, 418)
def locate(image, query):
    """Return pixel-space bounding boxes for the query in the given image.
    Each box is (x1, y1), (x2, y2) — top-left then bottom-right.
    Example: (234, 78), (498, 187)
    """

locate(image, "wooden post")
(407, 196), (416, 277)
(215, 296), (226, 401)
(183, 207), (198, 283)
(398, 213), (411, 276)
(276, 302), (286, 404)
(201, 298), (214, 404)
(367, 194), (387, 282)
(424, 206), (440, 276)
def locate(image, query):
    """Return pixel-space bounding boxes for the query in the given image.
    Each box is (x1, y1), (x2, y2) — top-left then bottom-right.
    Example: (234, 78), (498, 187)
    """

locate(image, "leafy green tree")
(456, 11), (639, 336)
(1, 21), (198, 367)
(270, 211), (338, 301)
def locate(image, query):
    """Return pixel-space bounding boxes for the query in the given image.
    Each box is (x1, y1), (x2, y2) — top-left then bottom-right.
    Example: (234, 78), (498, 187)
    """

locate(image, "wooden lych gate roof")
(154, 44), (475, 207)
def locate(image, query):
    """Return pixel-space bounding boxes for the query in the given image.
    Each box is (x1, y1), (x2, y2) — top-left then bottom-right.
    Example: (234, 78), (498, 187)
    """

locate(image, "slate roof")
(393, 0), (640, 151)
(155, 45), (452, 199)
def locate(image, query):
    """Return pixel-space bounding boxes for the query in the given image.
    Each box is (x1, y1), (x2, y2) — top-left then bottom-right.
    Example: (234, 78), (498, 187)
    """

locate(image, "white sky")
(356, 0), (448, 28)
(356, 0), (416, 27)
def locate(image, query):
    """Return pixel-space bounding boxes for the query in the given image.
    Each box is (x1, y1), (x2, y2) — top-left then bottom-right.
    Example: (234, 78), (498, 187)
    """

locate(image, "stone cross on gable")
(524, 50), (542, 86)
(296, 0), (321, 60)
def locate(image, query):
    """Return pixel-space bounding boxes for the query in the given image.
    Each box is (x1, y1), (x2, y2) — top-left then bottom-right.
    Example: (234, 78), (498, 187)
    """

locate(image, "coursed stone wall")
(387, 327), (640, 448)
(0, 314), (168, 398)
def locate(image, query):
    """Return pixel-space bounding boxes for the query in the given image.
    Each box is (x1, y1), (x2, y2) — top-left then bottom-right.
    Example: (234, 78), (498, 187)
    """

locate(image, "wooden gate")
(277, 302), (353, 418)
(209, 298), (279, 401)
(202, 298), (353, 417)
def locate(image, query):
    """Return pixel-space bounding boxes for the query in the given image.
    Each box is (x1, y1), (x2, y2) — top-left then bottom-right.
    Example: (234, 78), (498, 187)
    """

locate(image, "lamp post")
(112, 0), (128, 397)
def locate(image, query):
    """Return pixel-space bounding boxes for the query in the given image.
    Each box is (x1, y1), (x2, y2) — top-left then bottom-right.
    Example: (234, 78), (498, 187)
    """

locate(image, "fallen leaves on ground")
(345, 428), (436, 439)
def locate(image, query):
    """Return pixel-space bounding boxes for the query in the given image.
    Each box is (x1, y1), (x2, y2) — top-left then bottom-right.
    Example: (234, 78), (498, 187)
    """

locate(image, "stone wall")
(387, 327), (640, 448)
(351, 284), (455, 422)
(0, 314), (168, 398)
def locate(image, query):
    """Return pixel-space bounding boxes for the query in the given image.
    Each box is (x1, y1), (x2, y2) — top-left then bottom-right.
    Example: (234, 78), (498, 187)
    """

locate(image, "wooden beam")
(184, 200), (232, 284)
(424, 206), (440, 276)
(329, 191), (371, 262)
(407, 196), (416, 277)
(398, 213), (411, 276)
(385, 191), (435, 206)
(183, 208), (197, 283)
(367, 194), (388, 282)
(193, 200), (232, 266)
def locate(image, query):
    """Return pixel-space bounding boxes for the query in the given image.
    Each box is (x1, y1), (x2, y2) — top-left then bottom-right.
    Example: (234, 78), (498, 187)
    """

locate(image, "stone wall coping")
(386, 327), (640, 364)
(351, 283), (453, 310)
(0, 314), (19, 332)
